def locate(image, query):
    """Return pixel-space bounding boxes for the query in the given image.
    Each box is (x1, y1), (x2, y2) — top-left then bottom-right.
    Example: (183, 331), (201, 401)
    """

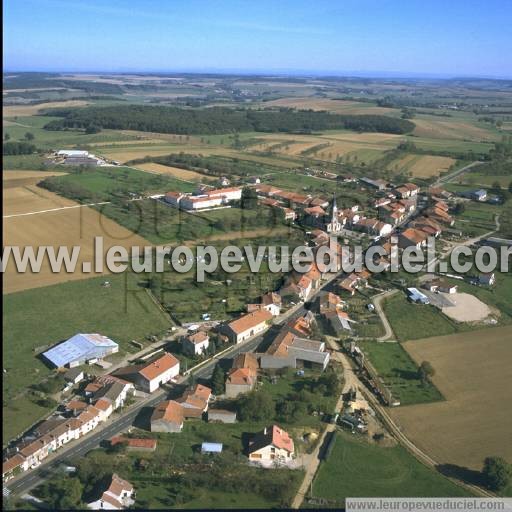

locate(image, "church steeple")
(331, 194), (338, 223)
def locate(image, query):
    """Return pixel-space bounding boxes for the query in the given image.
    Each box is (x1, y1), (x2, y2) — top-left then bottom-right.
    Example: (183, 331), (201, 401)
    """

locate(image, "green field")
(383, 292), (459, 341)
(312, 432), (470, 503)
(42, 165), (195, 201)
(3, 273), (171, 441)
(3, 115), (139, 150)
(359, 341), (443, 405)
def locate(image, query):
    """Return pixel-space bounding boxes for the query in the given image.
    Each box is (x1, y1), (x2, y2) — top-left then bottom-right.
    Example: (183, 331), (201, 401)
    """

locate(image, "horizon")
(4, 0), (512, 79)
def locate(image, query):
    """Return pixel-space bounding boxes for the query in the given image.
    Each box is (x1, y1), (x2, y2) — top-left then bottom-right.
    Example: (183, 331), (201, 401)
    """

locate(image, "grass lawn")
(359, 341), (443, 405)
(68, 421), (303, 509)
(383, 292), (460, 341)
(3, 273), (171, 440)
(313, 432), (470, 503)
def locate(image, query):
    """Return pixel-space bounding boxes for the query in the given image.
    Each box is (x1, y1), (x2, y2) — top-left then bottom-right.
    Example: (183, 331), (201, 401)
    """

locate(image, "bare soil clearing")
(442, 292), (493, 322)
(390, 326), (512, 470)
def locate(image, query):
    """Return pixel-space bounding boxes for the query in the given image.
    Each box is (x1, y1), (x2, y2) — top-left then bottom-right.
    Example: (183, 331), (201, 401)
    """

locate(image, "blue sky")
(3, 0), (512, 77)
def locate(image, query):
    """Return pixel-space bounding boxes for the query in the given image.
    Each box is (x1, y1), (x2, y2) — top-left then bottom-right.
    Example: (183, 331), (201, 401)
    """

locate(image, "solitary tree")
(4, 133), (10, 141)
(25, 132), (34, 141)
(418, 361), (435, 383)
(482, 456), (512, 491)
(210, 364), (226, 396)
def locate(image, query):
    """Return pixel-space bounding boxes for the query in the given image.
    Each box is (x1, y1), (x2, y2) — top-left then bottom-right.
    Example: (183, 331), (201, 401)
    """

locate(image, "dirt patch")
(390, 326), (512, 470)
(3, 100), (89, 117)
(442, 292), (492, 322)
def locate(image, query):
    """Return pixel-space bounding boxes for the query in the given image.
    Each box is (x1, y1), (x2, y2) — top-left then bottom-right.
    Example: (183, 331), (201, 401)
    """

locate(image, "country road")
(291, 337), (497, 506)
(434, 160), (483, 187)
(373, 289), (399, 342)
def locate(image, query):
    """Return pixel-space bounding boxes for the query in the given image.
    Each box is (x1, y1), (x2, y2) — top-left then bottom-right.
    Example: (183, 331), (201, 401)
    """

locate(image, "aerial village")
(3, 166), (502, 508)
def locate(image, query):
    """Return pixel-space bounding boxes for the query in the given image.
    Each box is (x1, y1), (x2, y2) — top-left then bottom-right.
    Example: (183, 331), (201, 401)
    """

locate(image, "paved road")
(7, 289), (317, 496)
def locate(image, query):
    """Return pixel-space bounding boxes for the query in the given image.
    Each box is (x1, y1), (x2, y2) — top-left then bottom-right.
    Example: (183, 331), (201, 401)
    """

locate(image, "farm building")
(113, 352), (180, 393)
(406, 288), (430, 304)
(423, 279), (458, 294)
(64, 368), (85, 384)
(360, 177), (387, 190)
(42, 333), (119, 368)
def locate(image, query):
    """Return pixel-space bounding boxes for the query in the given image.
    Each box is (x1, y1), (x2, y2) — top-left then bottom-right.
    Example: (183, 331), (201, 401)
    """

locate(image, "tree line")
(42, 105), (416, 135)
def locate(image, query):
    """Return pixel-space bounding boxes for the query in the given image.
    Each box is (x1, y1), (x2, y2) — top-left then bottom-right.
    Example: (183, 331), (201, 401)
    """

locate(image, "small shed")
(207, 409), (237, 424)
(64, 368), (85, 384)
(201, 442), (223, 454)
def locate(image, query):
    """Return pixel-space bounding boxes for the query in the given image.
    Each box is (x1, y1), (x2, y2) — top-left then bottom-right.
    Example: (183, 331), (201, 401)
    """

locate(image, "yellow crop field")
(3, 100), (90, 117)
(388, 154), (456, 177)
(390, 326), (512, 470)
(413, 118), (498, 142)
(135, 162), (214, 181)
(261, 97), (397, 115)
(3, 182), (149, 294)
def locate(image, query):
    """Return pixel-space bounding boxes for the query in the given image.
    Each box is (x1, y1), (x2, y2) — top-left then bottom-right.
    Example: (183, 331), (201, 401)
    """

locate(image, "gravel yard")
(441, 292), (492, 322)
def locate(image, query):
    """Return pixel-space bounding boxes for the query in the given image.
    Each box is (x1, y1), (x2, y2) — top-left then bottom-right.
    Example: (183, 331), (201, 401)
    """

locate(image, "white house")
(222, 309), (273, 344)
(183, 331), (210, 356)
(136, 353), (180, 393)
(247, 425), (295, 464)
(87, 473), (135, 510)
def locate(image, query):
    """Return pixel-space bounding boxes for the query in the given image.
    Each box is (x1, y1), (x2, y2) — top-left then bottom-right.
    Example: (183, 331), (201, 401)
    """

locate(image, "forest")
(42, 105), (416, 135)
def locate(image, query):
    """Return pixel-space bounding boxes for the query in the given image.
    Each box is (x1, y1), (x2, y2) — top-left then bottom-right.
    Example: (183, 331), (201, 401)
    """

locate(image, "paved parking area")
(422, 290), (455, 308)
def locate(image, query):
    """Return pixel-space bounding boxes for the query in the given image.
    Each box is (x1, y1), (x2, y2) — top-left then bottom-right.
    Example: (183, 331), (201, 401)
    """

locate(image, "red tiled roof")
(227, 309), (272, 335)
(139, 353), (179, 382)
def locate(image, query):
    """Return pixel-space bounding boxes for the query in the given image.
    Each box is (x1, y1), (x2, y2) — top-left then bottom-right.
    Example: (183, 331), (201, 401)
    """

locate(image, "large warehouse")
(42, 333), (119, 368)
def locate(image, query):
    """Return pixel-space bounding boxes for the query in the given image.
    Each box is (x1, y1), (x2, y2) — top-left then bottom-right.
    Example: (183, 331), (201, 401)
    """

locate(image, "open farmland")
(412, 116), (499, 142)
(390, 326), (512, 471)
(3, 273), (171, 441)
(134, 162), (215, 181)
(2, 99), (90, 117)
(2, 177), (150, 293)
(387, 154), (456, 177)
(260, 97), (398, 116)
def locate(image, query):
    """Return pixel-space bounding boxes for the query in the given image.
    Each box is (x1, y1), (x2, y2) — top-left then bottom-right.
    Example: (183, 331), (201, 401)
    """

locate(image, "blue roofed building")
(42, 333), (119, 368)
(201, 442), (223, 454)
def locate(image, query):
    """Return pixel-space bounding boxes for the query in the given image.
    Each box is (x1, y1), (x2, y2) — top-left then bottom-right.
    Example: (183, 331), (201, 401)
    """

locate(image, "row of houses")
(2, 374), (134, 482)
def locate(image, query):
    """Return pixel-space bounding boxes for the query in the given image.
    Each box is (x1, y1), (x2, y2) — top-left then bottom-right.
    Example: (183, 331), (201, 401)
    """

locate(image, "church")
(326, 196), (344, 234)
